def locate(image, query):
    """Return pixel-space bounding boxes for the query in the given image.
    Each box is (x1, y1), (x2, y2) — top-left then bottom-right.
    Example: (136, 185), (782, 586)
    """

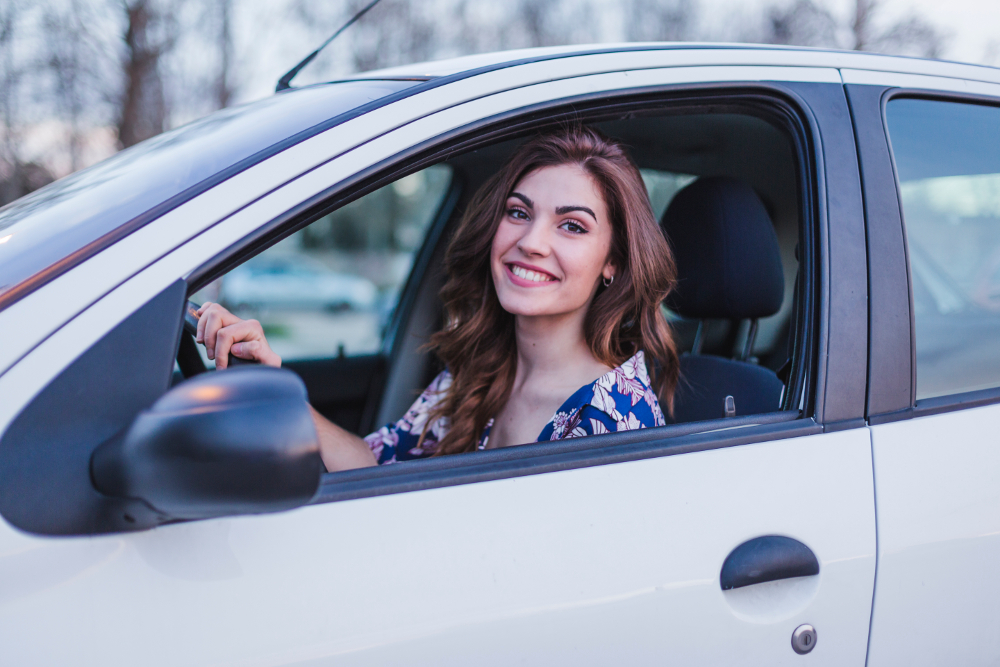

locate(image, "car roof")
(349, 42), (1000, 87)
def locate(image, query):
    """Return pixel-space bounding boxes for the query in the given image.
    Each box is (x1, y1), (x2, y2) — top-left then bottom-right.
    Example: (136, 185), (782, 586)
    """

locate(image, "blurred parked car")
(220, 254), (377, 312)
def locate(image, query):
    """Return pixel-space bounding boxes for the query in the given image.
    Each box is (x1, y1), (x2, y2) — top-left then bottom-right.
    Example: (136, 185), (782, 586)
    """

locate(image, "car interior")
(182, 95), (809, 461)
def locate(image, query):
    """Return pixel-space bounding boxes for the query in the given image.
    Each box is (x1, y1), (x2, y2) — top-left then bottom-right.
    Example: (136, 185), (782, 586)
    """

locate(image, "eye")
(507, 206), (530, 221)
(560, 220), (588, 234)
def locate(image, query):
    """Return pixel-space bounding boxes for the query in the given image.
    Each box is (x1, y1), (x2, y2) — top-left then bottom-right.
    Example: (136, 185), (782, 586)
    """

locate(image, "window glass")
(194, 165), (452, 362)
(887, 98), (1000, 398)
(640, 169), (696, 220)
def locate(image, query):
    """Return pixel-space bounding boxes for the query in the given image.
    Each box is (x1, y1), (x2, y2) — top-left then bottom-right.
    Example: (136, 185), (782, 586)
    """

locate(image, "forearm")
(309, 406), (378, 472)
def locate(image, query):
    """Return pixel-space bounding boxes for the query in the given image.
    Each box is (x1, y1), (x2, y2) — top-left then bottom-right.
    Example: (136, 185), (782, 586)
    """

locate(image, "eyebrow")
(510, 192), (533, 208)
(556, 205), (598, 222)
(509, 193), (598, 223)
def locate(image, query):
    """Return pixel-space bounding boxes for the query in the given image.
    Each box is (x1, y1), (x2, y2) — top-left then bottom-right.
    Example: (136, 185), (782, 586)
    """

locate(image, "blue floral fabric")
(364, 351), (665, 465)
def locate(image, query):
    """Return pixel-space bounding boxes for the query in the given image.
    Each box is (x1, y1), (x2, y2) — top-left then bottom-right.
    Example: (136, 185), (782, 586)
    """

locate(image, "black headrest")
(661, 177), (784, 320)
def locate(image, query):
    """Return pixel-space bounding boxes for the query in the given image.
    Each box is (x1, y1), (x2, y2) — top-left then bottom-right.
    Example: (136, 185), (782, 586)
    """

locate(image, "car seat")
(660, 176), (786, 423)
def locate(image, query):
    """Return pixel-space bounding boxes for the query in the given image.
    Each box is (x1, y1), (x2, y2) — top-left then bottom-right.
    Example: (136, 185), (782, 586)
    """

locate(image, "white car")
(2, 44), (1000, 665)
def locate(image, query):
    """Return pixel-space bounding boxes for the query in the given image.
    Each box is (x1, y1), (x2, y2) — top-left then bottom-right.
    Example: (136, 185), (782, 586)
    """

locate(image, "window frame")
(185, 81), (858, 505)
(855, 86), (1000, 423)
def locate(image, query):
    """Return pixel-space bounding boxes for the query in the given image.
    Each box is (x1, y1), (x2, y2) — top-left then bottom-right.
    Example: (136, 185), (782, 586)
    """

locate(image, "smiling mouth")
(508, 264), (556, 283)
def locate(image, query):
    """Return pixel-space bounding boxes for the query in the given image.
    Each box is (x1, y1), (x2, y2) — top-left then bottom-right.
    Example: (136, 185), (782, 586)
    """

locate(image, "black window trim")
(857, 86), (1000, 424)
(186, 81), (853, 505)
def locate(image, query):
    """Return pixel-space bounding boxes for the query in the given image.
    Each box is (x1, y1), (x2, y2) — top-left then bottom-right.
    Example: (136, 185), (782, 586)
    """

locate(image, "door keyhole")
(791, 624), (817, 654)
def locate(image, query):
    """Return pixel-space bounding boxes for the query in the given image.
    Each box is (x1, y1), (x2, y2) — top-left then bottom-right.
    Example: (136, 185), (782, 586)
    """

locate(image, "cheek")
(559, 238), (610, 284)
(491, 221), (518, 262)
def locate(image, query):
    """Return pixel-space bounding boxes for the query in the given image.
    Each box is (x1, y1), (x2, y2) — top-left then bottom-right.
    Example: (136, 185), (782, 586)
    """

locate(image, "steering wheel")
(177, 301), (258, 378)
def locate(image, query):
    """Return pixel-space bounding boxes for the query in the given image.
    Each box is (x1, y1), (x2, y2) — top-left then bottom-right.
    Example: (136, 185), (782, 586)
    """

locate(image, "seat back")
(660, 177), (786, 423)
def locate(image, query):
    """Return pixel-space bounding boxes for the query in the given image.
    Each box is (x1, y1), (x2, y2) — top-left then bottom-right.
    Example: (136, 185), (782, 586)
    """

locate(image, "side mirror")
(91, 367), (323, 521)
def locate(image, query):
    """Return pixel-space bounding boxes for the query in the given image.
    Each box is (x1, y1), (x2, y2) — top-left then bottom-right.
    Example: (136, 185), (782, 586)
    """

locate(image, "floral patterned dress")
(364, 351), (665, 465)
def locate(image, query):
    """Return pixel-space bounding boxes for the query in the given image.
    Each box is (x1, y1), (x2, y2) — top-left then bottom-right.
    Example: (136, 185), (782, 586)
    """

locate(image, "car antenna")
(275, 0), (383, 92)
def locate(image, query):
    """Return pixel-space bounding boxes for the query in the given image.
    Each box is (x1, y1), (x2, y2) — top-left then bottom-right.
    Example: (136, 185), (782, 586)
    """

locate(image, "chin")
(497, 295), (550, 317)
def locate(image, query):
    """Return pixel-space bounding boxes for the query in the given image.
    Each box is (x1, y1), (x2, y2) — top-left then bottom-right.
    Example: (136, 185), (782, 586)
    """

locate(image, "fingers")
(195, 302), (211, 343)
(196, 302), (238, 359)
(214, 319), (281, 369)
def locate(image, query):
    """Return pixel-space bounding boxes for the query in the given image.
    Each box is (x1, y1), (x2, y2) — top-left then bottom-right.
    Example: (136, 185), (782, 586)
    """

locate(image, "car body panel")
(0, 428), (875, 666)
(841, 68), (1000, 96)
(867, 405), (1000, 666)
(357, 43), (1000, 86)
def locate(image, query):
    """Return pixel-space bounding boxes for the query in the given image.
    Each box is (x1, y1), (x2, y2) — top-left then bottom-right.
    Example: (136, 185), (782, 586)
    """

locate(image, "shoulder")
(589, 351), (665, 429)
(547, 352), (665, 441)
(364, 369), (453, 464)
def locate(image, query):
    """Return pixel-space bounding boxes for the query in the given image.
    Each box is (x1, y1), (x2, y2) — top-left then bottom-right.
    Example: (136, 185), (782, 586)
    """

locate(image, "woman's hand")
(195, 302), (282, 369)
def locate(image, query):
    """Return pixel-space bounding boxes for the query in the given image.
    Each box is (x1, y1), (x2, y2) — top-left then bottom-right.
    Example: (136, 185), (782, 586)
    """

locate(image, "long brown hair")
(426, 125), (679, 455)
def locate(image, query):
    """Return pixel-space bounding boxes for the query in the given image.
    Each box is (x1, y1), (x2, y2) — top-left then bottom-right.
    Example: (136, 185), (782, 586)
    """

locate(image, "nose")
(515, 218), (552, 257)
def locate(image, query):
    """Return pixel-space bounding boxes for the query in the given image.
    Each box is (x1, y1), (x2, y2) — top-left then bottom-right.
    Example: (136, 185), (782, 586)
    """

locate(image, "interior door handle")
(720, 535), (819, 590)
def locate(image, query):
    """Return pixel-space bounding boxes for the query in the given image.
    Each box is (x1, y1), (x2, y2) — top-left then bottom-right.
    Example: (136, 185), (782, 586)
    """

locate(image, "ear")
(602, 262), (616, 281)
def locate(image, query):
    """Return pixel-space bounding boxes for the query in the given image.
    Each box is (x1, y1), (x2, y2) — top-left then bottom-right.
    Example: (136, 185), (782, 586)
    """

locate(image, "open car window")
(192, 165), (453, 363)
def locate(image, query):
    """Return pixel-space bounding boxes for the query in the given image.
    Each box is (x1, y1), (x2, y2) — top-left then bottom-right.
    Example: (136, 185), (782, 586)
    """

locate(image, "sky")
(698, 0), (1000, 65)
(883, 0), (1000, 65)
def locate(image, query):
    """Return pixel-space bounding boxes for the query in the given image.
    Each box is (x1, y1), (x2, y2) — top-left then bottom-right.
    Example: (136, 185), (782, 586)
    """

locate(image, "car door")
(848, 73), (1000, 665)
(0, 59), (875, 665)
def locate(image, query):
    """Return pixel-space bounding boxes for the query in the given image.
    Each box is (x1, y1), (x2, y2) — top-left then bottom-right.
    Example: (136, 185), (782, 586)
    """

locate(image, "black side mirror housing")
(91, 367), (323, 521)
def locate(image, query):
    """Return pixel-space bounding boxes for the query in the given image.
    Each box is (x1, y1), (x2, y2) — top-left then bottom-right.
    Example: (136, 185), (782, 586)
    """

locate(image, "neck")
(513, 306), (596, 388)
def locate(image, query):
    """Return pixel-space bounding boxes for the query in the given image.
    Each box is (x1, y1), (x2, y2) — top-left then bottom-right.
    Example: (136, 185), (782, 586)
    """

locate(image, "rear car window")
(0, 80), (418, 307)
(886, 98), (1000, 399)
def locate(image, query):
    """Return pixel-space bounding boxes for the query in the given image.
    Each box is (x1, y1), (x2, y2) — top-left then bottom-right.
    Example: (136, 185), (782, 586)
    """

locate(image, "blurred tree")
(849, 0), (944, 58)
(624, 0), (695, 43)
(117, 0), (177, 148)
(759, 0), (945, 58)
(214, 0), (234, 109)
(762, 0), (836, 47)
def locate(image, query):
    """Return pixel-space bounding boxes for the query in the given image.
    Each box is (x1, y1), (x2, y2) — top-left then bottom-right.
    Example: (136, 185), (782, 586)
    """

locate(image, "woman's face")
(491, 163), (615, 318)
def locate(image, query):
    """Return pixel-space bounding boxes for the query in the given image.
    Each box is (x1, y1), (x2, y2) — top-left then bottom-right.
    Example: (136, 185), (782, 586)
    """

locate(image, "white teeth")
(511, 265), (552, 282)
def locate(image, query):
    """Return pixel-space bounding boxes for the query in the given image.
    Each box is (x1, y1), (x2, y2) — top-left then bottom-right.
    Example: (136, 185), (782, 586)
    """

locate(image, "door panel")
(0, 428), (875, 665)
(868, 406), (1000, 665)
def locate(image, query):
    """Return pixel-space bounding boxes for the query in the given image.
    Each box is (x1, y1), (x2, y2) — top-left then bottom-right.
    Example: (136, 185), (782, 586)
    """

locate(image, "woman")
(196, 126), (680, 471)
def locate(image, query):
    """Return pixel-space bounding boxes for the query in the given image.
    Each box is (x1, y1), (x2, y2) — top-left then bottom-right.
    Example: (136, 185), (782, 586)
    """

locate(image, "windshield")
(0, 79), (418, 307)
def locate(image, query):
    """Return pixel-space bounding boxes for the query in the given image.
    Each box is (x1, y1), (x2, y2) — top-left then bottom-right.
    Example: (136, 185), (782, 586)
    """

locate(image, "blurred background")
(3, 0), (996, 364)
(3, 0), (998, 202)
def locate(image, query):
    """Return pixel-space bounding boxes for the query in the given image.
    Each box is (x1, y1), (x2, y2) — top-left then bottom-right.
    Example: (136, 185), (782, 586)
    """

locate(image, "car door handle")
(720, 535), (819, 590)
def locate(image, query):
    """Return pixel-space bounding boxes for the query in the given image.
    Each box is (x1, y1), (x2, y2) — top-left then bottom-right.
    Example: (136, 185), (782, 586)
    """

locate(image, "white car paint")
(361, 43), (1000, 87)
(868, 404), (1000, 666)
(0, 428), (875, 665)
